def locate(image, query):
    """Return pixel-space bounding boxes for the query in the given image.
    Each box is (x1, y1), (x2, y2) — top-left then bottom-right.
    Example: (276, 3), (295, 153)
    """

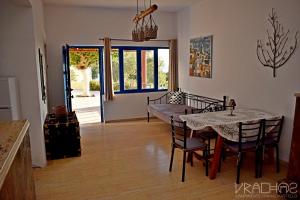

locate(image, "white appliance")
(0, 77), (21, 120)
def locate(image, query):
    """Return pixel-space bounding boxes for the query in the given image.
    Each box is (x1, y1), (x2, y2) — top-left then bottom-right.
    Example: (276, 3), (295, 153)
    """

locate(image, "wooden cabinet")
(287, 94), (300, 183)
(0, 121), (36, 199)
(279, 94), (300, 199)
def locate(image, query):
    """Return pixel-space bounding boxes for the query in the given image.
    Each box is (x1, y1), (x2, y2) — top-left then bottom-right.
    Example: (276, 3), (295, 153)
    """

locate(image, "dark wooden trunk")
(44, 112), (81, 160)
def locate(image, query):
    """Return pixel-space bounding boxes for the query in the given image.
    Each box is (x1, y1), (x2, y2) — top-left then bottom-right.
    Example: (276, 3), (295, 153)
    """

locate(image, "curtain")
(168, 39), (178, 91)
(104, 37), (114, 101)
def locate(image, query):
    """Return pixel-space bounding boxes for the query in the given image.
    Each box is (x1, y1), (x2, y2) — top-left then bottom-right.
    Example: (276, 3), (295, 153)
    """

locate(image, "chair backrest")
(238, 120), (263, 151)
(170, 116), (188, 149)
(262, 116), (284, 144)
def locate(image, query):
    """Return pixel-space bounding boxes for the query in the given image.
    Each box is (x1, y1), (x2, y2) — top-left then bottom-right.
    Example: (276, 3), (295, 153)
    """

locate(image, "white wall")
(29, 0), (48, 120)
(44, 5), (177, 121)
(177, 0), (300, 161)
(104, 92), (166, 121)
(0, 0), (47, 167)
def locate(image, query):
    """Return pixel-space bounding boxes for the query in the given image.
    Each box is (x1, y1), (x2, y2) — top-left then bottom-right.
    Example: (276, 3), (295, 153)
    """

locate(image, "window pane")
(123, 50), (137, 90)
(141, 50), (154, 89)
(158, 49), (169, 89)
(111, 49), (120, 92)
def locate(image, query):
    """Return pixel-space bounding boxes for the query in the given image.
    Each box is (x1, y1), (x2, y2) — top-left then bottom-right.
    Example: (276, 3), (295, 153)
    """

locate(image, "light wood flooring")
(34, 119), (286, 200)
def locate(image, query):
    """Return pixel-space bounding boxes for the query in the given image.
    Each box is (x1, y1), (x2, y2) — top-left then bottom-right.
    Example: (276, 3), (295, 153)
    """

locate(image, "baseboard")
(105, 117), (157, 123)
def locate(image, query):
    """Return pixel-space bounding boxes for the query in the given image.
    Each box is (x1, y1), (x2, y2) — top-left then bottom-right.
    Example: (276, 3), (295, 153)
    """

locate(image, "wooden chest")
(44, 112), (81, 160)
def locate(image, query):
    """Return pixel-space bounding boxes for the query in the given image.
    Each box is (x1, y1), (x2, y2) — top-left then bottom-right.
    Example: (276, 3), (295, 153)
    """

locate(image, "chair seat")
(264, 137), (277, 146)
(174, 138), (206, 151)
(224, 140), (258, 152)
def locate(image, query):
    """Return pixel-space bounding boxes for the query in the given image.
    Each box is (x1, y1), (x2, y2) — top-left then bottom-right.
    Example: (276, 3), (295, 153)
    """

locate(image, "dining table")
(179, 108), (281, 180)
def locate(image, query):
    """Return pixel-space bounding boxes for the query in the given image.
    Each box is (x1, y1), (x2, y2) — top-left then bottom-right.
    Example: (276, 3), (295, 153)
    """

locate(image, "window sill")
(114, 89), (167, 95)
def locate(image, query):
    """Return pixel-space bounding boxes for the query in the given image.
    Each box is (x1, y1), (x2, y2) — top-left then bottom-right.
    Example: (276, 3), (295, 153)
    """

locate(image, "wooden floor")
(34, 119), (286, 200)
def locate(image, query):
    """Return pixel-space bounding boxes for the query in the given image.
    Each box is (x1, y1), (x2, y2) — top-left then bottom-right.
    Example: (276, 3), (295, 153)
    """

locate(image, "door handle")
(0, 106), (11, 109)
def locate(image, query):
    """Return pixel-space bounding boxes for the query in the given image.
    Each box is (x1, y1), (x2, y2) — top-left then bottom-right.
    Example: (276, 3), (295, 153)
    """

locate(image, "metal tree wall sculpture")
(257, 8), (298, 77)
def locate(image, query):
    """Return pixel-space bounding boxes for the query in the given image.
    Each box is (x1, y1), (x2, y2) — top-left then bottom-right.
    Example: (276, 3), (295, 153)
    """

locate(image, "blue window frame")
(111, 46), (169, 94)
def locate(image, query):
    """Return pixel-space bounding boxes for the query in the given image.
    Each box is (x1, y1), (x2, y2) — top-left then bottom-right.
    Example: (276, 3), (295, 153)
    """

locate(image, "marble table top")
(0, 120), (29, 188)
(180, 108), (281, 142)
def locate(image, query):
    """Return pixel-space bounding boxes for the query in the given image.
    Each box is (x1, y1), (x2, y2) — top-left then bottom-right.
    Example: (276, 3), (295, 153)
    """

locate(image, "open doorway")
(63, 46), (103, 124)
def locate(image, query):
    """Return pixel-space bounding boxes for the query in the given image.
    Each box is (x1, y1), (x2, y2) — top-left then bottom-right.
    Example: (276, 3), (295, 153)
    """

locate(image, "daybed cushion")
(168, 91), (184, 104)
(148, 104), (194, 124)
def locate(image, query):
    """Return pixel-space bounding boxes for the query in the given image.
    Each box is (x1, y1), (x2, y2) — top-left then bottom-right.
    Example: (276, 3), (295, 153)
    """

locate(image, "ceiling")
(42, 0), (198, 12)
(12, 0), (31, 6)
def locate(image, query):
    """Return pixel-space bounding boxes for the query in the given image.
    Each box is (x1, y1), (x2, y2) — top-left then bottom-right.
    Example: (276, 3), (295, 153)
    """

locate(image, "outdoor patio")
(72, 90), (101, 124)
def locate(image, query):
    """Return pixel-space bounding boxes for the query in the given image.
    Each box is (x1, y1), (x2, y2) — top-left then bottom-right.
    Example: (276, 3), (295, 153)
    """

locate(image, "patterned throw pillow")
(168, 91), (183, 104)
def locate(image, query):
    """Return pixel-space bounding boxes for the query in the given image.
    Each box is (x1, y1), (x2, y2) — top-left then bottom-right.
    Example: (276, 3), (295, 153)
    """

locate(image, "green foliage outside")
(90, 80), (100, 91)
(111, 49), (120, 91)
(69, 49), (99, 70)
(91, 65), (99, 79)
(158, 59), (168, 89)
(144, 51), (154, 89)
(70, 67), (78, 82)
(123, 51), (137, 90)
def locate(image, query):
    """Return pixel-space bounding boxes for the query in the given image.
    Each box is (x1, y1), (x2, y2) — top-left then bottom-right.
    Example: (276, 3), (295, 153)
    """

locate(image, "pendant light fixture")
(132, 0), (158, 42)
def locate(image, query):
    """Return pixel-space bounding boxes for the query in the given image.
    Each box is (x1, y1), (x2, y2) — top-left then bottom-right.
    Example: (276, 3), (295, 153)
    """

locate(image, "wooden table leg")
(209, 135), (223, 180)
(187, 130), (194, 163)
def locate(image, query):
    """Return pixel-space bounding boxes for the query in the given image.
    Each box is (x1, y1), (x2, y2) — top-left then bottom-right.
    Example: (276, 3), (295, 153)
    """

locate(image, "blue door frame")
(62, 45), (72, 112)
(63, 45), (104, 122)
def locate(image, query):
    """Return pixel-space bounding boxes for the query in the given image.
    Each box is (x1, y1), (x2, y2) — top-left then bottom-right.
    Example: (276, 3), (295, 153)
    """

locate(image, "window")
(158, 49), (169, 89)
(111, 47), (169, 94)
(141, 50), (154, 89)
(111, 49), (120, 92)
(123, 50), (137, 90)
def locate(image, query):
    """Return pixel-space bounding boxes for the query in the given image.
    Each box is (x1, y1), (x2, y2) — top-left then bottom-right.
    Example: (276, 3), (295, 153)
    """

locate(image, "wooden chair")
(260, 116), (284, 176)
(169, 116), (209, 182)
(219, 120), (264, 184)
(188, 106), (220, 162)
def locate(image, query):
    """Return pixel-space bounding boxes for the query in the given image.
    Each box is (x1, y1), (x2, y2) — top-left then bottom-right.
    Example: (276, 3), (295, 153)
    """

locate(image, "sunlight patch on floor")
(75, 107), (101, 124)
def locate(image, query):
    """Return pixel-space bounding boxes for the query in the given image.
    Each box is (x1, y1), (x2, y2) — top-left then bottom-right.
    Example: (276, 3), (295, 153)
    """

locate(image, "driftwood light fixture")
(132, 0), (158, 42)
(256, 8), (298, 77)
(133, 4), (158, 23)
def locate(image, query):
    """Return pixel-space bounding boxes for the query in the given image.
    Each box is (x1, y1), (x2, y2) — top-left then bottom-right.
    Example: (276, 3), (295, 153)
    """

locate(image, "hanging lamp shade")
(144, 14), (158, 40)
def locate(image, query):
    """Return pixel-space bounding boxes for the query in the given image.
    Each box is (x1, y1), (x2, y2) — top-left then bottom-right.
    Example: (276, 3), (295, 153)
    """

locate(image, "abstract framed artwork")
(189, 35), (213, 78)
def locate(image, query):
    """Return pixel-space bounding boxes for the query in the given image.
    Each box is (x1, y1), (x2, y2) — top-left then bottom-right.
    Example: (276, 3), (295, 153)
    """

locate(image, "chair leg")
(222, 150), (227, 161)
(187, 152), (191, 164)
(205, 148), (209, 176)
(190, 152), (193, 167)
(207, 138), (211, 156)
(147, 112), (150, 122)
(218, 149), (222, 173)
(255, 150), (259, 178)
(169, 146), (175, 172)
(236, 152), (242, 184)
(259, 146), (264, 178)
(182, 151), (186, 182)
(240, 152), (244, 167)
(276, 145), (280, 173)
